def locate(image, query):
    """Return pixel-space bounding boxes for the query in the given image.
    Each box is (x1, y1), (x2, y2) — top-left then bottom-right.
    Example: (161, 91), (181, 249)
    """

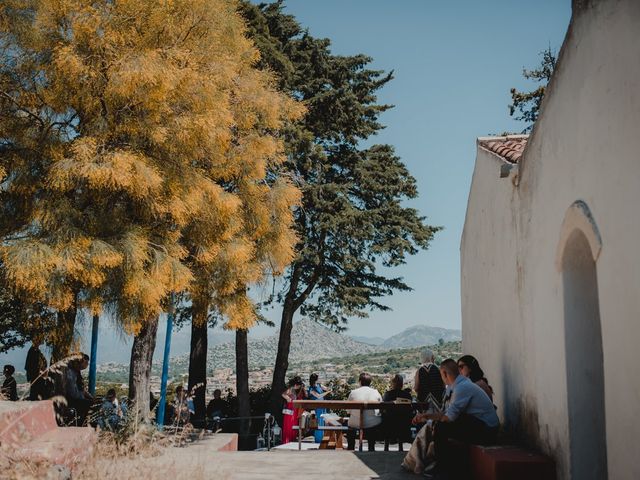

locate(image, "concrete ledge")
(0, 400), (97, 469)
(0, 400), (58, 447)
(216, 433), (238, 451)
(17, 427), (96, 466)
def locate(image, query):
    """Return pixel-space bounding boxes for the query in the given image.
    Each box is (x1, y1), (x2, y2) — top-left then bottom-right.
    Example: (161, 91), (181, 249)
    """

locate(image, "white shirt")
(347, 386), (382, 429)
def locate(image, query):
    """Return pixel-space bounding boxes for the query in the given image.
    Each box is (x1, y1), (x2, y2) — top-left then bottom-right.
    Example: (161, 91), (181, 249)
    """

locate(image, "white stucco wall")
(461, 1), (640, 479)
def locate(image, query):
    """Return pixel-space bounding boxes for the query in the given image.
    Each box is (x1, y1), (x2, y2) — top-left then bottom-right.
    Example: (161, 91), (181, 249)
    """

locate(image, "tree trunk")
(269, 302), (295, 420)
(236, 329), (250, 436)
(188, 302), (208, 427)
(129, 316), (159, 420)
(50, 295), (78, 364)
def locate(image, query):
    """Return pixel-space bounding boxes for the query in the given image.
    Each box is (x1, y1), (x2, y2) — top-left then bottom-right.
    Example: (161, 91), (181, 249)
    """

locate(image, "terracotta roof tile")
(478, 136), (529, 164)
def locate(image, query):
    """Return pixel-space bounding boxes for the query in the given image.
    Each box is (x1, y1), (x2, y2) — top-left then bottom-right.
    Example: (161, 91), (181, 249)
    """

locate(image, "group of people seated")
(280, 349), (497, 480)
(2, 343), (131, 431)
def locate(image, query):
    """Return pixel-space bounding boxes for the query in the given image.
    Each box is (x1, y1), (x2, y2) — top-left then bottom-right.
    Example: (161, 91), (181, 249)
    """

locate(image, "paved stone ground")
(91, 436), (415, 480)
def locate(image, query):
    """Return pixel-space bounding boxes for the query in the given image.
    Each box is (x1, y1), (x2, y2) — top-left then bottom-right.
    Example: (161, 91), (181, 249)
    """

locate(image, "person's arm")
(65, 370), (83, 400)
(10, 379), (18, 401)
(476, 379), (493, 401)
(412, 411), (449, 424)
(310, 389), (331, 399)
(414, 368), (421, 396)
(281, 389), (292, 402)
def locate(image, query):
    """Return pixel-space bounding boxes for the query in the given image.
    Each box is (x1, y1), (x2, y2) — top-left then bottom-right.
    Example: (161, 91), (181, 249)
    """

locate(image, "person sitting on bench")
(382, 373), (413, 451)
(64, 353), (94, 425)
(412, 358), (499, 479)
(346, 372), (382, 451)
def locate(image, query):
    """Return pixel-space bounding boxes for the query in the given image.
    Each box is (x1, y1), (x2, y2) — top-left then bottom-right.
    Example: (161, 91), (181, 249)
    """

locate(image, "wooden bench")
(469, 445), (556, 480)
(318, 425), (348, 450)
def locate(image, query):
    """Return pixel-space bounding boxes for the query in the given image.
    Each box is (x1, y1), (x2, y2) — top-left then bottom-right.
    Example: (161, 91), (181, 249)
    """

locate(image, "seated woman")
(457, 355), (494, 401)
(173, 385), (192, 427)
(382, 373), (412, 451)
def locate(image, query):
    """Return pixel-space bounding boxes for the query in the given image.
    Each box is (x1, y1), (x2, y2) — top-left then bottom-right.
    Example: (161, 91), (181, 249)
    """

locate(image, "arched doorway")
(559, 202), (607, 479)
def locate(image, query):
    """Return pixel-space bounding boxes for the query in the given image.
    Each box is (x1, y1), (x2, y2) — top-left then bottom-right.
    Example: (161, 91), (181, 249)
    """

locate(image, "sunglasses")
(457, 363), (467, 369)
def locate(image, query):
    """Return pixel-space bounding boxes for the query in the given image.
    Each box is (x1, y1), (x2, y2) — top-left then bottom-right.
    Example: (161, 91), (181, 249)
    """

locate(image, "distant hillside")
(350, 335), (386, 346)
(171, 318), (378, 373)
(381, 325), (461, 349)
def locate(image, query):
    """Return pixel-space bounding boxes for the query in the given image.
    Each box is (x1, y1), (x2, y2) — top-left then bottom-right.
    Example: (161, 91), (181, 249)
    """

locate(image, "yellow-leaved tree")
(0, 0), (302, 416)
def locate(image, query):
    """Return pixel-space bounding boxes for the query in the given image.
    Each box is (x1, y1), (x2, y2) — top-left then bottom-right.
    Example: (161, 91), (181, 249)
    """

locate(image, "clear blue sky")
(255, 0), (572, 338)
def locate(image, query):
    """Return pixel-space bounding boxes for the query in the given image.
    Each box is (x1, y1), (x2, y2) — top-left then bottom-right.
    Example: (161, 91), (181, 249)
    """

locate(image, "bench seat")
(470, 445), (556, 480)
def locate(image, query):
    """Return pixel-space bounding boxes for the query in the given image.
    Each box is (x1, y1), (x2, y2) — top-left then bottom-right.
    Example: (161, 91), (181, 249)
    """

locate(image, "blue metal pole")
(88, 314), (99, 395)
(156, 295), (175, 429)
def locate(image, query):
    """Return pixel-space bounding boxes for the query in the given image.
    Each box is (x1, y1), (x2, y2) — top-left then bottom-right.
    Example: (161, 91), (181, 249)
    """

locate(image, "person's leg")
(365, 425), (379, 451)
(433, 421), (458, 473)
(433, 415), (493, 479)
(451, 414), (495, 444)
(347, 428), (356, 450)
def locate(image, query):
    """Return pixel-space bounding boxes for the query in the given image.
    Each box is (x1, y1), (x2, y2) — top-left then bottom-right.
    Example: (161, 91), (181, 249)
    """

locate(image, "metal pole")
(88, 314), (99, 395)
(156, 294), (175, 429)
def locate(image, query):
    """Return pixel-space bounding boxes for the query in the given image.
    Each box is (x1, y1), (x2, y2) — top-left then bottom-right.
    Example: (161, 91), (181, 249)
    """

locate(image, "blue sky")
(254, 0), (572, 338)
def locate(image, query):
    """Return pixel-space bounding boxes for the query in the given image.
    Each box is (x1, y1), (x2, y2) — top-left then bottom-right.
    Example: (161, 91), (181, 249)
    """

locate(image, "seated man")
(382, 373), (413, 451)
(63, 353), (94, 425)
(206, 389), (229, 430)
(346, 372), (382, 451)
(97, 388), (125, 431)
(413, 358), (499, 479)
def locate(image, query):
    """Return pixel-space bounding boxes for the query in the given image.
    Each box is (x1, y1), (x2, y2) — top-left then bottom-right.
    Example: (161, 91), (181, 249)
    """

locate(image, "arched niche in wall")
(556, 200), (608, 480)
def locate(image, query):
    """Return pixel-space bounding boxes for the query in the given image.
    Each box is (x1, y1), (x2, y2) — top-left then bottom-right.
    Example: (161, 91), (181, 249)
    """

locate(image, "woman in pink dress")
(281, 376), (305, 444)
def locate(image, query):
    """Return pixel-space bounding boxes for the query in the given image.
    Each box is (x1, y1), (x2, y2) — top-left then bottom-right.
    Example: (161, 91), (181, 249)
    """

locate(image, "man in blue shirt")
(414, 358), (499, 479)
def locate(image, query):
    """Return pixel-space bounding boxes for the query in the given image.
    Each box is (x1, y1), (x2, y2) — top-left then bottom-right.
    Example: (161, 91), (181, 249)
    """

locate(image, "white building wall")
(461, 1), (640, 479)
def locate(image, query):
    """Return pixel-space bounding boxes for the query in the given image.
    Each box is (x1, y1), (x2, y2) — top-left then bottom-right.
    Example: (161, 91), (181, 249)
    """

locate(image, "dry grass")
(0, 420), (187, 480)
(0, 354), (214, 479)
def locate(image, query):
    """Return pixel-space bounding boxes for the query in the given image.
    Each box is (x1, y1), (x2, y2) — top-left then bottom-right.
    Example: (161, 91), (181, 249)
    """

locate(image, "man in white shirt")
(346, 372), (382, 451)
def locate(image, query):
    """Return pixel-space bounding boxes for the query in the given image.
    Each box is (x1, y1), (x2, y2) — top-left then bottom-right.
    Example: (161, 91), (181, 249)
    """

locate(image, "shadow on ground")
(353, 451), (414, 479)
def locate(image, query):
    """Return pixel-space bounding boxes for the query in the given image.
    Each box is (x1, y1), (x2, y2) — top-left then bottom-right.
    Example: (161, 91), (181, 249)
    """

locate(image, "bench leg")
(298, 413), (304, 450)
(359, 410), (364, 452)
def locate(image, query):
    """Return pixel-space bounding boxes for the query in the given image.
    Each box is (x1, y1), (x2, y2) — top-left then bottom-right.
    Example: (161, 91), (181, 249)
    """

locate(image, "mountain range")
(0, 318), (460, 368)
(379, 325), (461, 349)
(168, 319), (461, 373)
(170, 318), (379, 372)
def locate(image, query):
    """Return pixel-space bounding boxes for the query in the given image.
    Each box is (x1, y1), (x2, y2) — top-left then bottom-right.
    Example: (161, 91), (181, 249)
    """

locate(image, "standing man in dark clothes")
(415, 348), (445, 405)
(25, 338), (48, 400)
(2, 365), (18, 401)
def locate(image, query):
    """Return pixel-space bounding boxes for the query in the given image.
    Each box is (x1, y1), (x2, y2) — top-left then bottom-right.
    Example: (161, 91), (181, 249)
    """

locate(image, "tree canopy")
(509, 47), (557, 132)
(0, 0), (302, 412)
(239, 1), (441, 412)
